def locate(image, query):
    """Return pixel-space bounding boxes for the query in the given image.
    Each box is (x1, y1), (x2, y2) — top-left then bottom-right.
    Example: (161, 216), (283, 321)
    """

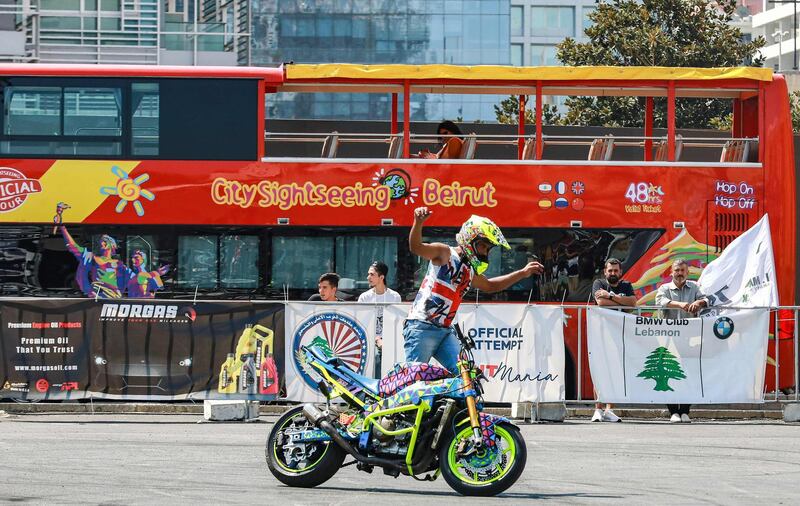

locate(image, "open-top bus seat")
(720, 139), (751, 163)
(321, 131), (340, 158)
(387, 133), (403, 158)
(588, 135), (614, 161)
(459, 133), (477, 159)
(521, 137), (536, 160)
(654, 134), (683, 161)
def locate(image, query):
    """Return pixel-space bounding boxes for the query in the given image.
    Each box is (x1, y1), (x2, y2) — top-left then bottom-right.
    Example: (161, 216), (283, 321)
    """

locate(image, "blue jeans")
(402, 319), (460, 374)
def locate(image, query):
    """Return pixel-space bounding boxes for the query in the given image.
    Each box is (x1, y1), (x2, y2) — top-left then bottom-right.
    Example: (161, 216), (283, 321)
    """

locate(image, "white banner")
(587, 307), (768, 403)
(699, 214), (779, 309)
(383, 304), (565, 402)
(284, 303), (377, 402)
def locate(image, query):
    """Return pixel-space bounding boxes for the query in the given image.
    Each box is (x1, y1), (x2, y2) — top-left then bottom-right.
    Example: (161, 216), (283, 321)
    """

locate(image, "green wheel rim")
(446, 425), (517, 485)
(272, 413), (331, 474)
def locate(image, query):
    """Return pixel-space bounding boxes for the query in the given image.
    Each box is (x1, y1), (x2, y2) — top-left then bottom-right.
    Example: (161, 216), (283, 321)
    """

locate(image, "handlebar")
(453, 323), (475, 351)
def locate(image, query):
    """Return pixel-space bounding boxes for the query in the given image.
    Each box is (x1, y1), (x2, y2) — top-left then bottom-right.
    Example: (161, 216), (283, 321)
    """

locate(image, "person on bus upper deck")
(308, 272), (343, 302)
(591, 257), (638, 423)
(655, 258), (709, 424)
(418, 121), (463, 159)
(404, 207), (544, 373)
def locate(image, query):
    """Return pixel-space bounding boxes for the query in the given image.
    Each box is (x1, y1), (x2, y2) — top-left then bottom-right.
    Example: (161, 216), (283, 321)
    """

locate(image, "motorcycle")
(265, 323), (526, 496)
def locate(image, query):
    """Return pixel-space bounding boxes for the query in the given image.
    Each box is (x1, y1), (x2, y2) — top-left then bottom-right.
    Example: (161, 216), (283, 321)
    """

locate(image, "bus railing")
(263, 131), (759, 163)
(564, 304), (798, 404)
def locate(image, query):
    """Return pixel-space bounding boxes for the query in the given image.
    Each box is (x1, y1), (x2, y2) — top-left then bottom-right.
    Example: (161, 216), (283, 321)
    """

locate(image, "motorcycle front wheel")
(438, 421), (527, 496)
(266, 406), (346, 488)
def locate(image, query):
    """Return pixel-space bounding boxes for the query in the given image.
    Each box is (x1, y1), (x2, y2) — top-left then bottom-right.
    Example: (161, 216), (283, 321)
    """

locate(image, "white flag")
(698, 214), (778, 308)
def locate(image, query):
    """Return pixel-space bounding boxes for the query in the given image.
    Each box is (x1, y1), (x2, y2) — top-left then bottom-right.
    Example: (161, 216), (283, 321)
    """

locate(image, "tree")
(790, 90), (800, 132)
(494, 96), (563, 125)
(548, 0), (765, 128)
(637, 346), (687, 391)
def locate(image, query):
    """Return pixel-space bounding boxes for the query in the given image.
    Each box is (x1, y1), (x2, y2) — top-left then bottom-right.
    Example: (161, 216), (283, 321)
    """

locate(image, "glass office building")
(252, 0), (511, 121)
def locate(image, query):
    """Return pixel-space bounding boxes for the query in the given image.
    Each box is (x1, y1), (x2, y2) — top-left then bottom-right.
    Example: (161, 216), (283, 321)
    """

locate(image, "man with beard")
(358, 261), (401, 378)
(655, 258), (709, 423)
(592, 258), (637, 422)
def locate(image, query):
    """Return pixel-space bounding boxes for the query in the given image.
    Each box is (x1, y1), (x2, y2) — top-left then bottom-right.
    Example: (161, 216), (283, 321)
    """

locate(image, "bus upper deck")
(0, 62), (794, 306)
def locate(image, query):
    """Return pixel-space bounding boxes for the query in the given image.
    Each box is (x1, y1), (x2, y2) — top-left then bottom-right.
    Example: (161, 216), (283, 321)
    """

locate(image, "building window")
(511, 43), (523, 66)
(531, 6), (574, 38)
(511, 5), (524, 37)
(531, 44), (558, 66)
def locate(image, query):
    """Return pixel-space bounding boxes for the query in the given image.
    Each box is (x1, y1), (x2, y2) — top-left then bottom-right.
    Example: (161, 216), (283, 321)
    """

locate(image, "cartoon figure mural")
(57, 204), (169, 298)
(126, 249), (169, 298)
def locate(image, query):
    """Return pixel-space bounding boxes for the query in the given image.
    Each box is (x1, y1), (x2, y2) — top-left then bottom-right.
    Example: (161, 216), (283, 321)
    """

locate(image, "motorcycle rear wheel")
(266, 406), (346, 487)
(438, 421), (527, 496)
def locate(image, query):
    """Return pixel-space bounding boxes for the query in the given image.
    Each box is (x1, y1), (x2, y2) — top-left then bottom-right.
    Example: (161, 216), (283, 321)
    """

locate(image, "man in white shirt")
(358, 261), (401, 378)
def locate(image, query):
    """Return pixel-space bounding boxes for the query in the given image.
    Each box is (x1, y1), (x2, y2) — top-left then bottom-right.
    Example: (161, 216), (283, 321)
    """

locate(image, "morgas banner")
(382, 304), (565, 403)
(284, 303), (378, 402)
(0, 298), (284, 401)
(587, 307), (769, 404)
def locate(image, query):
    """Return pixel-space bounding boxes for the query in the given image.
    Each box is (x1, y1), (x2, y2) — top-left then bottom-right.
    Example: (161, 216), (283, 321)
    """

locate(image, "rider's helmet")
(455, 215), (510, 275)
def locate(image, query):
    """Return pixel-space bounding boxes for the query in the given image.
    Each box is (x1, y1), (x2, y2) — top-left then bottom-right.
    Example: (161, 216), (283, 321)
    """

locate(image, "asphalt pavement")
(0, 412), (798, 505)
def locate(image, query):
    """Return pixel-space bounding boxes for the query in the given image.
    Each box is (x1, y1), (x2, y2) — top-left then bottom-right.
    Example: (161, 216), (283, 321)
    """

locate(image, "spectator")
(358, 261), (401, 378)
(591, 258), (638, 423)
(419, 121), (463, 159)
(655, 258), (709, 423)
(308, 272), (342, 302)
(405, 207), (543, 373)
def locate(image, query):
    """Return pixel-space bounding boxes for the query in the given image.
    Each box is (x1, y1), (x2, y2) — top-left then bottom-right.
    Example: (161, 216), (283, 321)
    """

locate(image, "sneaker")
(591, 408), (603, 422)
(669, 413), (681, 423)
(602, 409), (622, 422)
(681, 413), (691, 423)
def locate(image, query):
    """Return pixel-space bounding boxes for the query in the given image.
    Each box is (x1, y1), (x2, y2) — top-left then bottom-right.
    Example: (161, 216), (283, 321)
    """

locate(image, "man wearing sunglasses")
(404, 207), (544, 373)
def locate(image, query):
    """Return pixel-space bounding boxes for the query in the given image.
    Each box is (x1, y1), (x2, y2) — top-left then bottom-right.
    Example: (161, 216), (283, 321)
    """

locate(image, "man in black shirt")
(591, 258), (638, 422)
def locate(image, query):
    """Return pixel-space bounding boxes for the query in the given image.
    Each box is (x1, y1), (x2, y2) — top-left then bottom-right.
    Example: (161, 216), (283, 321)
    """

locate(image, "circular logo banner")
(292, 312), (368, 390)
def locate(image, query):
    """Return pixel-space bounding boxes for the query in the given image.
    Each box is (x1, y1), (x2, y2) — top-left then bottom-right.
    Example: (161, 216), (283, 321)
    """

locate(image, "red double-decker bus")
(0, 63), (795, 396)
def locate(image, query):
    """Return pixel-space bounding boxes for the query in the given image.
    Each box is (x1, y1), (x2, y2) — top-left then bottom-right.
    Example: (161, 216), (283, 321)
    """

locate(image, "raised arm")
(409, 207), (450, 265)
(59, 225), (85, 258)
(471, 261), (543, 293)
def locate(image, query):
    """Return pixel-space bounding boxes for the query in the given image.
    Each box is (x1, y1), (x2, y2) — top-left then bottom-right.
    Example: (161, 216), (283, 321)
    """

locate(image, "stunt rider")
(404, 207), (544, 373)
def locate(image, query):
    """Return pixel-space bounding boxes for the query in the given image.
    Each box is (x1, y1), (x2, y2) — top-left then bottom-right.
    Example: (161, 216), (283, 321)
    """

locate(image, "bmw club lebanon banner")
(284, 303), (377, 402)
(0, 298), (284, 401)
(381, 303), (565, 403)
(587, 307), (769, 404)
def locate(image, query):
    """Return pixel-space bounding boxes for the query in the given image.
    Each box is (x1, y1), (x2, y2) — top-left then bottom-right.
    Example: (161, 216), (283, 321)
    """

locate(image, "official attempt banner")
(0, 298), (284, 401)
(382, 304), (565, 403)
(587, 307), (769, 404)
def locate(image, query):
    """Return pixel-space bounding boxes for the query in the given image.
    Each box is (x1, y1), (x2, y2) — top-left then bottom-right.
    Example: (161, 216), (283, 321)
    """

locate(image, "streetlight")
(774, 28), (790, 71)
(769, 0), (800, 70)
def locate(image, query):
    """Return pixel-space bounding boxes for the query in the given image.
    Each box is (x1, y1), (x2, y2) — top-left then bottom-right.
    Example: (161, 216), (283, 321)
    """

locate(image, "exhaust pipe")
(302, 403), (405, 471)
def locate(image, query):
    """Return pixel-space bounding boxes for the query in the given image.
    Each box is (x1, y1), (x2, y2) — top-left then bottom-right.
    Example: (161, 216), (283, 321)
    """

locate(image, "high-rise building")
(0, 0), (249, 65)
(509, 0), (593, 67)
(253, 0), (511, 121)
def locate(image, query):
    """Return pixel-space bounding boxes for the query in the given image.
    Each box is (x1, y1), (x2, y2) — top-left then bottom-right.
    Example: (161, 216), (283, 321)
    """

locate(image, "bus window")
(64, 87), (121, 137)
(271, 236), (334, 290)
(4, 86), (61, 136)
(220, 235), (259, 289)
(125, 235), (160, 272)
(132, 83), (159, 156)
(334, 235), (398, 289)
(177, 235), (218, 289)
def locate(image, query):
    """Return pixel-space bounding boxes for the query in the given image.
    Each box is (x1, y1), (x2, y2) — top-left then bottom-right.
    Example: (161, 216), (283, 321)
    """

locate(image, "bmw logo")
(713, 317), (734, 340)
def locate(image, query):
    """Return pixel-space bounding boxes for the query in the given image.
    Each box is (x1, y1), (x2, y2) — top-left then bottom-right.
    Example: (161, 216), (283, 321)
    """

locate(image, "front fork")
(458, 359), (483, 448)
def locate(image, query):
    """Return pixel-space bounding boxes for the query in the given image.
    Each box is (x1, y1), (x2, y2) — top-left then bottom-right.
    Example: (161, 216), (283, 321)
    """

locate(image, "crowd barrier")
(0, 298), (796, 405)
